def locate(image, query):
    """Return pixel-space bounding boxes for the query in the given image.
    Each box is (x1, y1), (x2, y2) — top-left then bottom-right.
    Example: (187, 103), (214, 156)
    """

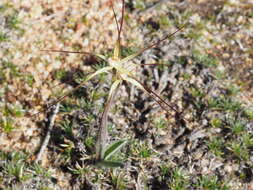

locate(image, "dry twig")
(35, 103), (60, 164)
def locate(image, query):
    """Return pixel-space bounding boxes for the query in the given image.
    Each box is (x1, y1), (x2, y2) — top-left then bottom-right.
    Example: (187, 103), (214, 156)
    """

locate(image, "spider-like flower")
(41, 0), (186, 161)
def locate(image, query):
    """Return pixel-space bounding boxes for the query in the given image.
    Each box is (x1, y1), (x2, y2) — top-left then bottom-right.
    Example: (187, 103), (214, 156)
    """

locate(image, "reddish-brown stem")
(41, 49), (94, 56)
(138, 63), (171, 66)
(109, 0), (120, 40)
(109, 0), (125, 46)
(30, 70), (96, 116)
(119, 0), (125, 41)
(136, 24), (186, 56)
(132, 77), (190, 123)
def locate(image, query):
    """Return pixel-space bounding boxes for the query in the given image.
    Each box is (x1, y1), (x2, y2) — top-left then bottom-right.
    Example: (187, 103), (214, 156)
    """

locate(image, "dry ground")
(0, 0), (253, 189)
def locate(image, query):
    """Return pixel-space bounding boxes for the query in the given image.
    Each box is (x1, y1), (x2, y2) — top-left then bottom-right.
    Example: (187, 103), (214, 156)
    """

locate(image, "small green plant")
(192, 50), (218, 67)
(243, 109), (253, 120)
(0, 32), (8, 42)
(54, 69), (68, 81)
(230, 121), (245, 135)
(169, 168), (189, 190)
(90, 90), (107, 102)
(139, 145), (153, 158)
(160, 164), (170, 176)
(83, 114), (95, 125)
(0, 151), (53, 188)
(84, 136), (95, 149)
(129, 141), (154, 159)
(68, 162), (89, 176)
(110, 170), (127, 190)
(228, 141), (249, 161)
(3, 104), (25, 117)
(58, 100), (76, 113)
(159, 15), (171, 28)
(7, 12), (20, 30)
(153, 117), (167, 129)
(2, 152), (31, 183)
(208, 96), (241, 112)
(207, 137), (224, 157)
(0, 117), (15, 133)
(30, 163), (51, 178)
(187, 28), (202, 41)
(59, 119), (74, 137)
(226, 83), (241, 96)
(187, 18), (208, 40)
(77, 98), (95, 111)
(214, 69), (227, 80)
(60, 139), (75, 163)
(182, 73), (192, 80)
(4, 162), (28, 181)
(241, 133), (253, 147)
(1, 61), (35, 88)
(134, 0), (146, 11)
(210, 117), (223, 128)
(2, 61), (22, 78)
(196, 175), (230, 190)
(190, 86), (205, 98)
(158, 163), (170, 182)
(24, 74), (35, 87)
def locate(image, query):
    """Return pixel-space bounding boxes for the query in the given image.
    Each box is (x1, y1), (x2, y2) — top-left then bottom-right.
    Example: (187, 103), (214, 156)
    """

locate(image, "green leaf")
(96, 160), (124, 168)
(102, 139), (127, 161)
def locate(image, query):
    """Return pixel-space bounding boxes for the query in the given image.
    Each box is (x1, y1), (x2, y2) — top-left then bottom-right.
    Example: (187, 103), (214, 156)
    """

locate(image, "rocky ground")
(0, 0), (253, 189)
